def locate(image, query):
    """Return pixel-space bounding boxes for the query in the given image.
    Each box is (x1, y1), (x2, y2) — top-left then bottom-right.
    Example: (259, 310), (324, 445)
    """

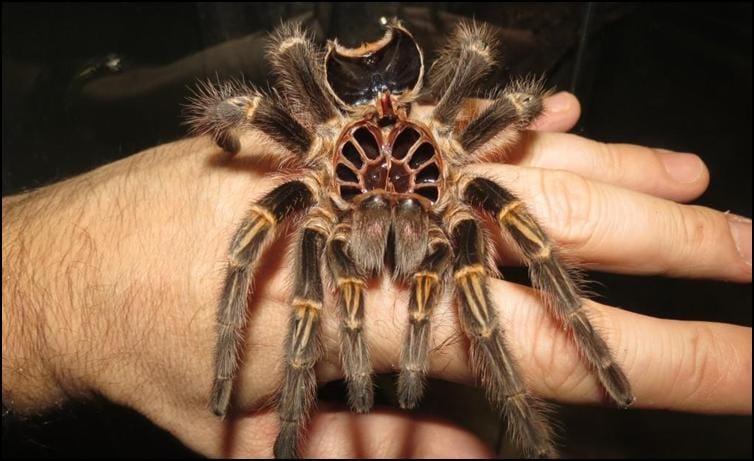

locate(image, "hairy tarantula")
(186, 19), (635, 458)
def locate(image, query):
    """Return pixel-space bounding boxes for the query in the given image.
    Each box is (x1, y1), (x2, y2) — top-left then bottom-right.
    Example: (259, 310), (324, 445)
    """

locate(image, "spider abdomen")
(333, 119), (443, 203)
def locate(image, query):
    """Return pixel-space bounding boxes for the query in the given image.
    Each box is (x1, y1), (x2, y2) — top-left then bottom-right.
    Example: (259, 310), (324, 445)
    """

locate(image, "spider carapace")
(187, 18), (634, 459)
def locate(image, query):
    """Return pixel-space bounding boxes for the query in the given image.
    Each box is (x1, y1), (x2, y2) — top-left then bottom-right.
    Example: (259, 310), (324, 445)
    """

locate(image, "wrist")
(2, 193), (82, 412)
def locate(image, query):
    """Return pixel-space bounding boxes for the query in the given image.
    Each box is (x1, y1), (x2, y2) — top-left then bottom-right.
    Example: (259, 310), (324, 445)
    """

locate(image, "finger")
(512, 131), (710, 202)
(203, 407), (493, 458)
(466, 164), (752, 282)
(432, 278), (753, 414)
(529, 91), (582, 133)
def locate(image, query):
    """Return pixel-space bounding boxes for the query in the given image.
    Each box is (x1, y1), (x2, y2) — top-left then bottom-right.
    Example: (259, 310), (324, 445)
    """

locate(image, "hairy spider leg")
(267, 22), (340, 125)
(326, 221), (374, 413)
(464, 177), (636, 408)
(397, 222), (452, 409)
(186, 80), (319, 157)
(211, 181), (315, 417)
(454, 77), (549, 158)
(448, 208), (557, 458)
(274, 211), (331, 459)
(429, 22), (499, 127)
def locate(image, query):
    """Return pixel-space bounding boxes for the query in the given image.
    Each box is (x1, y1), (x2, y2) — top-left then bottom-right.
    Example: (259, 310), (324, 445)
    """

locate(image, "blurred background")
(2, 2), (751, 458)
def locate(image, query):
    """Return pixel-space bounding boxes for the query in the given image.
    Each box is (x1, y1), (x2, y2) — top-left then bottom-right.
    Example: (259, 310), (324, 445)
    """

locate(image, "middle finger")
(466, 164), (752, 282)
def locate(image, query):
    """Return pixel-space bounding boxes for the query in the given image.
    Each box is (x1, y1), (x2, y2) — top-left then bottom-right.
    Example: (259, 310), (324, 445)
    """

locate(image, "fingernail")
(659, 151), (705, 184)
(544, 92), (572, 113)
(727, 214), (752, 267)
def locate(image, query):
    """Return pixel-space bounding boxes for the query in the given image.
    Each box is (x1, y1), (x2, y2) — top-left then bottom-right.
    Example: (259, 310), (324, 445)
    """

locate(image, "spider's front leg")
(463, 177), (635, 408)
(274, 208), (332, 459)
(267, 21), (339, 126)
(397, 221), (452, 409)
(186, 79), (319, 158)
(212, 180), (315, 416)
(448, 207), (556, 458)
(188, 23), (340, 158)
(429, 21), (499, 127)
(455, 77), (550, 157)
(428, 22), (550, 163)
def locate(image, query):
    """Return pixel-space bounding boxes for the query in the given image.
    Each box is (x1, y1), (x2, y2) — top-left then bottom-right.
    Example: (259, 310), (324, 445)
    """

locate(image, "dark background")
(2, 2), (751, 458)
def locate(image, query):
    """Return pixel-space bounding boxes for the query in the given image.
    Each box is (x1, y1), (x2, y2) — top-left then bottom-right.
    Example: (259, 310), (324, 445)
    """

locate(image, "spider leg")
(211, 180), (315, 417)
(397, 221), (452, 409)
(325, 220), (374, 413)
(463, 177), (636, 408)
(449, 210), (556, 458)
(455, 76), (550, 156)
(267, 22), (340, 125)
(429, 21), (499, 126)
(185, 79), (318, 158)
(274, 210), (331, 459)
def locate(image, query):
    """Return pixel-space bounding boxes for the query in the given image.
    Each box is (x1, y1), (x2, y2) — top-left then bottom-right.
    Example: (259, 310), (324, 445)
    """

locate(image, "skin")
(2, 92), (751, 458)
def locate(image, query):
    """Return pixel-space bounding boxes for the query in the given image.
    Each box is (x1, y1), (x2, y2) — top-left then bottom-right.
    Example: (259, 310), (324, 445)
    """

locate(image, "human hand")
(2, 92), (750, 458)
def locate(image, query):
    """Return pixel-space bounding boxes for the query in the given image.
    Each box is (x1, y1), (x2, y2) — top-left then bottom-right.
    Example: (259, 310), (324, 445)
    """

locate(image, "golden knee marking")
(230, 212), (273, 263)
(453, 264), (486, 280)
(278, 36), (307, 53)
(291, 305), (319, 355)
(456, 269), (492, 327)
(504, 212), (547, 250)
(467, 40), (494, 63)
(410, 310), (429, 323)
(292, 298), (322, 331)
(532, 244), (552, 261)
(413, 273), (438, 317)
(244, 95), (261, 121)
(479, 326), (494, 339)
(496, 200), (523, 222)
(504, 93), (535, 114)
(249, 205), (276, 226)
(337, 279), (364, 326)
(337, 277), (366, 288)
(344, 319), (362, 332)
(505, 94), (525, 113)
(414, 271), (439, 283)
(305, 208), (336, 236)
(292, 297), (323, 312)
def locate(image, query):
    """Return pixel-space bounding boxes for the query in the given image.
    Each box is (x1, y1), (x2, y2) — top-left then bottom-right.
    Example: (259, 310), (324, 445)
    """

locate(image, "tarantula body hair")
(187, 18), (635, 459)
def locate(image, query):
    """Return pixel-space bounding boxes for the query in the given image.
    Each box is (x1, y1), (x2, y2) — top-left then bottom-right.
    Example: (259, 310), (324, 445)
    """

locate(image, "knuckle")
(670, 205), (715, 266)
(535, 169), (601, 249)
(595, 142), (627, 183)
(674, 324), (723, 406)
(529, 302), (596, 397)
(535, 325), (586, 396)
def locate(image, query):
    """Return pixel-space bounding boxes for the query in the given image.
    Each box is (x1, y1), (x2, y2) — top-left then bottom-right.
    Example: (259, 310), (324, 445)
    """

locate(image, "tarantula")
(186, 19), (635, 458)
